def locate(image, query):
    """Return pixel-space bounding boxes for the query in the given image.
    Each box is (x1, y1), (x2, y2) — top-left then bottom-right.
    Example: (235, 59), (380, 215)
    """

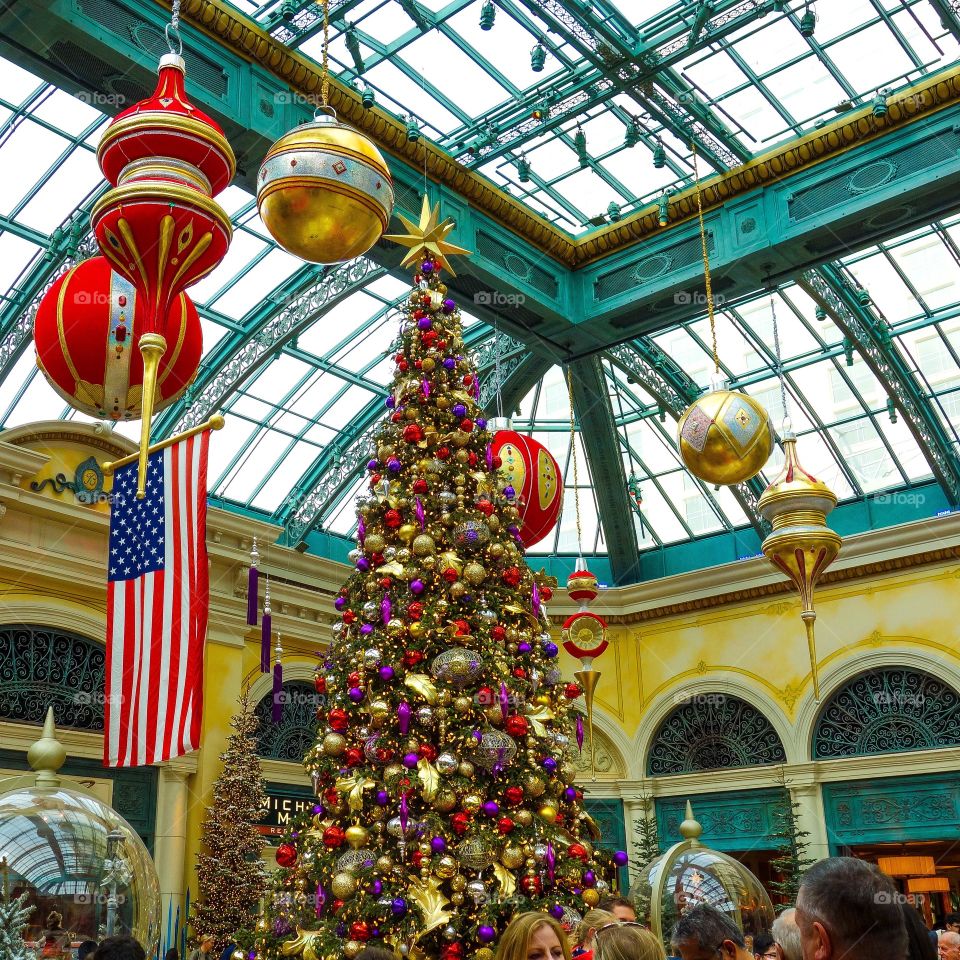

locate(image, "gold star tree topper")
(384, 195), (472, 276)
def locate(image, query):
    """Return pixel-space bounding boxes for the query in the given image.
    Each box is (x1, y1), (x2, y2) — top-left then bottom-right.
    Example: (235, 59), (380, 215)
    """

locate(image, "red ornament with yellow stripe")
(489, 421), (563, 547)
(33, 256), (201, 421)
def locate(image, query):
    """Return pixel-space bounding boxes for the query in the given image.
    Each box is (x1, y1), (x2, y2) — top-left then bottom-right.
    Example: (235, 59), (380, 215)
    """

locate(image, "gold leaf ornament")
(526, 703), (555, 737)
(417, 757), (440, 801)
(492, 862), (517, 898)
(408, 876), (455, 936)
(281, 929), (324, 960)
(335, 774), (375, 812)
(405, 673), (438, 704)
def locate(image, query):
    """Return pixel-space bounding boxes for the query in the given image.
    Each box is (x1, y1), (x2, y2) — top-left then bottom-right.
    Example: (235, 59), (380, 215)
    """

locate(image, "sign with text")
(258, 784), (314, 837)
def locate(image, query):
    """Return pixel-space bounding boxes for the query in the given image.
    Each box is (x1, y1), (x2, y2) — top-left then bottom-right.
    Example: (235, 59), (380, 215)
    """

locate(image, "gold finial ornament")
(758, 434), (841, 702)
(678, 800), (703, 843)
(384, 195), (472, 275)
(27, 707), (67, 788)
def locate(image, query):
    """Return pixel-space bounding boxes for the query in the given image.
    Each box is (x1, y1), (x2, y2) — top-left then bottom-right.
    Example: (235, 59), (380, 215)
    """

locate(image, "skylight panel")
(634, 479), (689, 544)
(826, 23), (915, 96)
(660, 470), (724, 536)
(0, 232), (43, 293)
(876, 416), (936, 482)
(0, 122), (71, 215)
(251, 441), (325, 511)
(245, 351), (314, 396)
(762, 60), (847, 127)
(17, 150), (102, 234)
(812, 0), (877, 44)
(217, 427), (294, 501)
(0, 58), (44, 104)
(551, 168), (624, 221)
(325, 475), (367, 534)
(715, 85), (786, 145)
(444, 4), (541, 89)
(731, 17), (808, 76)
(211, 248), (304, 320)
(845, 255), (921, 323)
(287, 371), (347, 418)
(187, 230), (270, 306)
(712, 484), (751, 528)
(829, 416), (904, 492)
(352, 1), (418, 45)
(888, 235), (960, 312)
(0, 350), (36, 423)
(335, 319), (395, 374)
(3, 368), (71, 427)
(313, 383), (377, 429)
(361, 60), (462, 133)
(521, 136), (579, 181)
(32, 89), (104, 137)
(228, 392), (276, 424)
(680, 50), (750, 99)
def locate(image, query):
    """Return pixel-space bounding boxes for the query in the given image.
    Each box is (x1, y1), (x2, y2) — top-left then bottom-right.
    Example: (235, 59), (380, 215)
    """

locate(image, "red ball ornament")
(384, 509), (402, 528)
(476, 500), (494, 516)
(314, 675), (327, 694)
(344, 747), (363, 767)
(505, 715), (528, 738)
(332, 899), (345, 912)
(451, 812), (470, 835)
(442, 568), (459, 583)
(328, 709), (349, 732)
(453, 619), (471, 636)
(34, 257), (202, 421)
(375, 747), (394, 763)
(512, 667), (527, 679)
(418, 743), (437, 761)
(411, 850), (423, 867)
(568, 843), (588, 861)
(348, 671), (361, 685)
(564, 683), (582, 700)
(441, 945), (464, 960)
(342, 610), (357, 625)
(401, 650), (425, 668)
(502, 567), (522, 587)
(459, 419), (474, 432)
(398, 360), (409, 372)
(322, 825), (346, 848)
(413, 478), (428, 494)
(324, 788), (340, 807)
(541, 586), (553, 601)
(521, 875), (542, 895)
(407, 601), (424, 619)
(437, 446), (451, 460)
(275, 843), (298, 868)
(349, 922), (371, 943)
(496, 817), (514, 835)
(490, 430), (563, 547)
(491, 626), (506, 642)
(505, 786), (524, 806)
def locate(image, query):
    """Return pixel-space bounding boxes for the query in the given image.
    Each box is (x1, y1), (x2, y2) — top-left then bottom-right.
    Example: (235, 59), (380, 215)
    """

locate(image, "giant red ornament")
(34, 257), (201, 421)
(490, 428), (563, 547)
(275, 843), (298, 868)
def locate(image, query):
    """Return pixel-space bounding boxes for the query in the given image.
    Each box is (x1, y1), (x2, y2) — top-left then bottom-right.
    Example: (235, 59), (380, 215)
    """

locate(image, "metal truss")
(159, 257), (384, 436)
(798, 265), (960, 506)
(927, 0), (960, 42)
(605, 341), (769, 535)
(567, 356), (641, 583)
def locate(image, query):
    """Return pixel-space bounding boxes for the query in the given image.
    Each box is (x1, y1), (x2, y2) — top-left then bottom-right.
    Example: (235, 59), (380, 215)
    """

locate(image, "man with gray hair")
(671, 904), (753, 960)
(795, 857), (907, 960)
(772, 909), (801, 960)
(940, 930), (960, 960)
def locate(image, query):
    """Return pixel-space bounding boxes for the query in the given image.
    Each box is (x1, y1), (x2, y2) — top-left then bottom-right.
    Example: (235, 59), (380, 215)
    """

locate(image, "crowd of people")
(68, 857), (958, 960)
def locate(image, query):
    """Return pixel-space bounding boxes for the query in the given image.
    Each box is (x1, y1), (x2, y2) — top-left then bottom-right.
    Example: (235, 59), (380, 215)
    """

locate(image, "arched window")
(254, 681), (320, 762)
(812, 668), (960, 759)
(0, 625), (105, 731)
(647, 694), (786, 775)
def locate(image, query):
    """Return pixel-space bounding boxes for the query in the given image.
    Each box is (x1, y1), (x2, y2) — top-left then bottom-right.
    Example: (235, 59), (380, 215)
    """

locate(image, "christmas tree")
(632, 795), (660, 870)
(193, 695), (268, 950)
(769, 771), (813, 904)
(247, 198), (621, 960)
(0, 860), (34, 960)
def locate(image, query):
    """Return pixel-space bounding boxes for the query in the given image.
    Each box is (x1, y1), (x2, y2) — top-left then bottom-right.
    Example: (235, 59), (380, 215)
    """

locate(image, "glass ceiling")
(228, 0), (960, 233)
(1, 19), (960, 574)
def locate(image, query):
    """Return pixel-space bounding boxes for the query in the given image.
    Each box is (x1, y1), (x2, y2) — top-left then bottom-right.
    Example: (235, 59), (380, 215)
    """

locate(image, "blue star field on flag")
(108, 450), (165, 582)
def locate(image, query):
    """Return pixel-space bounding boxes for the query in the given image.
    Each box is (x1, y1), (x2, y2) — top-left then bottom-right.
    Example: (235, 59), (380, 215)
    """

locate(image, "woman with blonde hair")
(496, 912), (572, 960)
(592, 922), (665, 960)
(573, 910), (618, 959)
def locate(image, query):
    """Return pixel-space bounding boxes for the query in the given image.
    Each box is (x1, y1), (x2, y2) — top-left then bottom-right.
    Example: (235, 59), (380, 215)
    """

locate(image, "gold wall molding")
(161, 0), (960, 268)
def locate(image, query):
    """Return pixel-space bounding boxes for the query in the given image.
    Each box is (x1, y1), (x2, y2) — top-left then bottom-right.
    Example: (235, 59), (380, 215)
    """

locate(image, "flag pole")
(102, 415), (225, 475)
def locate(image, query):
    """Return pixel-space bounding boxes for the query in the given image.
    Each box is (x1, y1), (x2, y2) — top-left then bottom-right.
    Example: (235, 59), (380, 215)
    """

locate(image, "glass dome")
(0, 712), (160, 954)
(629, 802), (773, 949)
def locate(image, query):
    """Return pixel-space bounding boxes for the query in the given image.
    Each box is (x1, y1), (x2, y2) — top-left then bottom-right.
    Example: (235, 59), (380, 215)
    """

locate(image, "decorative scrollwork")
(647, 694), (786, 775)
(254, 681), (320, 762)
(0, 624), (106, 730)
(812, 668), (960, 759)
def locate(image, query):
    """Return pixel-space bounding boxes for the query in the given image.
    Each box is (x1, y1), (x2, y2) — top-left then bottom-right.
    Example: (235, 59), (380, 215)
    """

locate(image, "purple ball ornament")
(376, 790), (390, 806)
(430, 836), (447, 854)
(549, 905), (564, 920)
(392, 898), (408, 916)
(367, 459), (378, 471)
(452, 403), (467, 418)
(503, 485), (516, 500)
(379, 665), (395, 682)
(348, 687), (365, 703)
(476, 417), (487, 429)
(583, 870), (596, 887)
(387, 457), (402, 473)
(477, 926), (496, 944)
(402, 752), (419, 769)
(543, 641), (559, 658)
(442, 298), (456, 314)
(517, 641), (532, 654)
(482, 800), (500, 817)
(334, 596), (347, 611)
(360, 623), (374, 635)
(543, 757), (558, 773)
(421, 260), (434, 273)
(417, 316), (432, 330)
(410, 579), (425, 594)
(613, 850), (629, 867)
(312, 804), (323, 814)
(564, 787), (577, 802)
(336, 923), (346, 937)
(356, 557), (370, 572)
(443, 357), (456, 370)
(385, 396), (395, 409)
(370, 879), (384, 896)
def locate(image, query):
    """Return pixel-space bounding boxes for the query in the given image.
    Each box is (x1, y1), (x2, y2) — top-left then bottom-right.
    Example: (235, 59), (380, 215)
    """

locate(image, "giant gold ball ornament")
(257, 114), (394, 264)
(677, 388), (773, 485)
(344, 941), (362, 959)
(331, 871), (358, 899)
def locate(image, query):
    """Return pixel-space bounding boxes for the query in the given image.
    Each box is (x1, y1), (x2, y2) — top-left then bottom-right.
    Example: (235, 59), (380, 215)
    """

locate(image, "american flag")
(104, 430), (210, 767)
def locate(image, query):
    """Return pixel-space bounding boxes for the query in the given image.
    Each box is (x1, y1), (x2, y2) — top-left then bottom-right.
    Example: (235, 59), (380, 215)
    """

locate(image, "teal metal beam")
(797, 265), (960, 505)
(567, 357), (640, 582)
(928, 0), (960, 42)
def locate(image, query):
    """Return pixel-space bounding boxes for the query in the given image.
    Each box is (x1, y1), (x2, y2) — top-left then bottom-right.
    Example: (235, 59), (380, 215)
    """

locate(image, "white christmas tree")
(0, 873), (34, 960)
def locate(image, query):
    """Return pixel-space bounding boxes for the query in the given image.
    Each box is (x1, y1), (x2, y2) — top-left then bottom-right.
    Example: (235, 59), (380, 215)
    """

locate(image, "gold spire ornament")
(383, 195), (471, 275)
(757, 432), (841, 702)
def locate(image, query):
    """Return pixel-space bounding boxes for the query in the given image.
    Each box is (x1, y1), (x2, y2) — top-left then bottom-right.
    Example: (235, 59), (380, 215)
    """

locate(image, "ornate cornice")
(550, 545), (960, 625)
(159, 0), (960, 268)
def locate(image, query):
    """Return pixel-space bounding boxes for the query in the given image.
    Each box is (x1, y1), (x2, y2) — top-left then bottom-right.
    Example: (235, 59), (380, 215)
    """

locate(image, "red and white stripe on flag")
(104, 430), (210, 767)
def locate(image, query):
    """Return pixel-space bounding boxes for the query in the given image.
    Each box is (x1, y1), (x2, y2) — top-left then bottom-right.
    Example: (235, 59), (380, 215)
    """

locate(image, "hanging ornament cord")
(166, 0), (182, 54)
(494, 319), (504, 421)
(691, 143), (720, 378)
(770, 294), (791, 435)
(565, 367), (584, 558)
(320, 0), (331, 107)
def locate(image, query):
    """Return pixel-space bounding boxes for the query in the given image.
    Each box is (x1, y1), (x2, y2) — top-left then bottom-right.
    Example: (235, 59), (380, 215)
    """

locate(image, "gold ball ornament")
(462, 793), (483, 813)
(363, 533), (385, 553)
(369, 699), (390, 724)
(376, 855), (394, 873)
(345, 825), (369, 849)
(501, 846), (524, 869)
(476, 950), (495, 960)
(677, 387), (773, 485)
(412, 534), (436, 557)
(458, 761), (475, 778)
(514, 810), (533, 827)
(257, 113), (394, 264)
(450, 875), (467, 892)
(582, 889), (600, 907)
(464, 562), (487, 585)
(433, 789), (458, 812)
(398, 523), (418, 544)
(344, 941), (362, 959)
(409, 621), (425, 639)
(435, 855), (459, 879)
(322, 733), (347, 756)
(524, 774), (546, 797)
(331, 871), (358, 899)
